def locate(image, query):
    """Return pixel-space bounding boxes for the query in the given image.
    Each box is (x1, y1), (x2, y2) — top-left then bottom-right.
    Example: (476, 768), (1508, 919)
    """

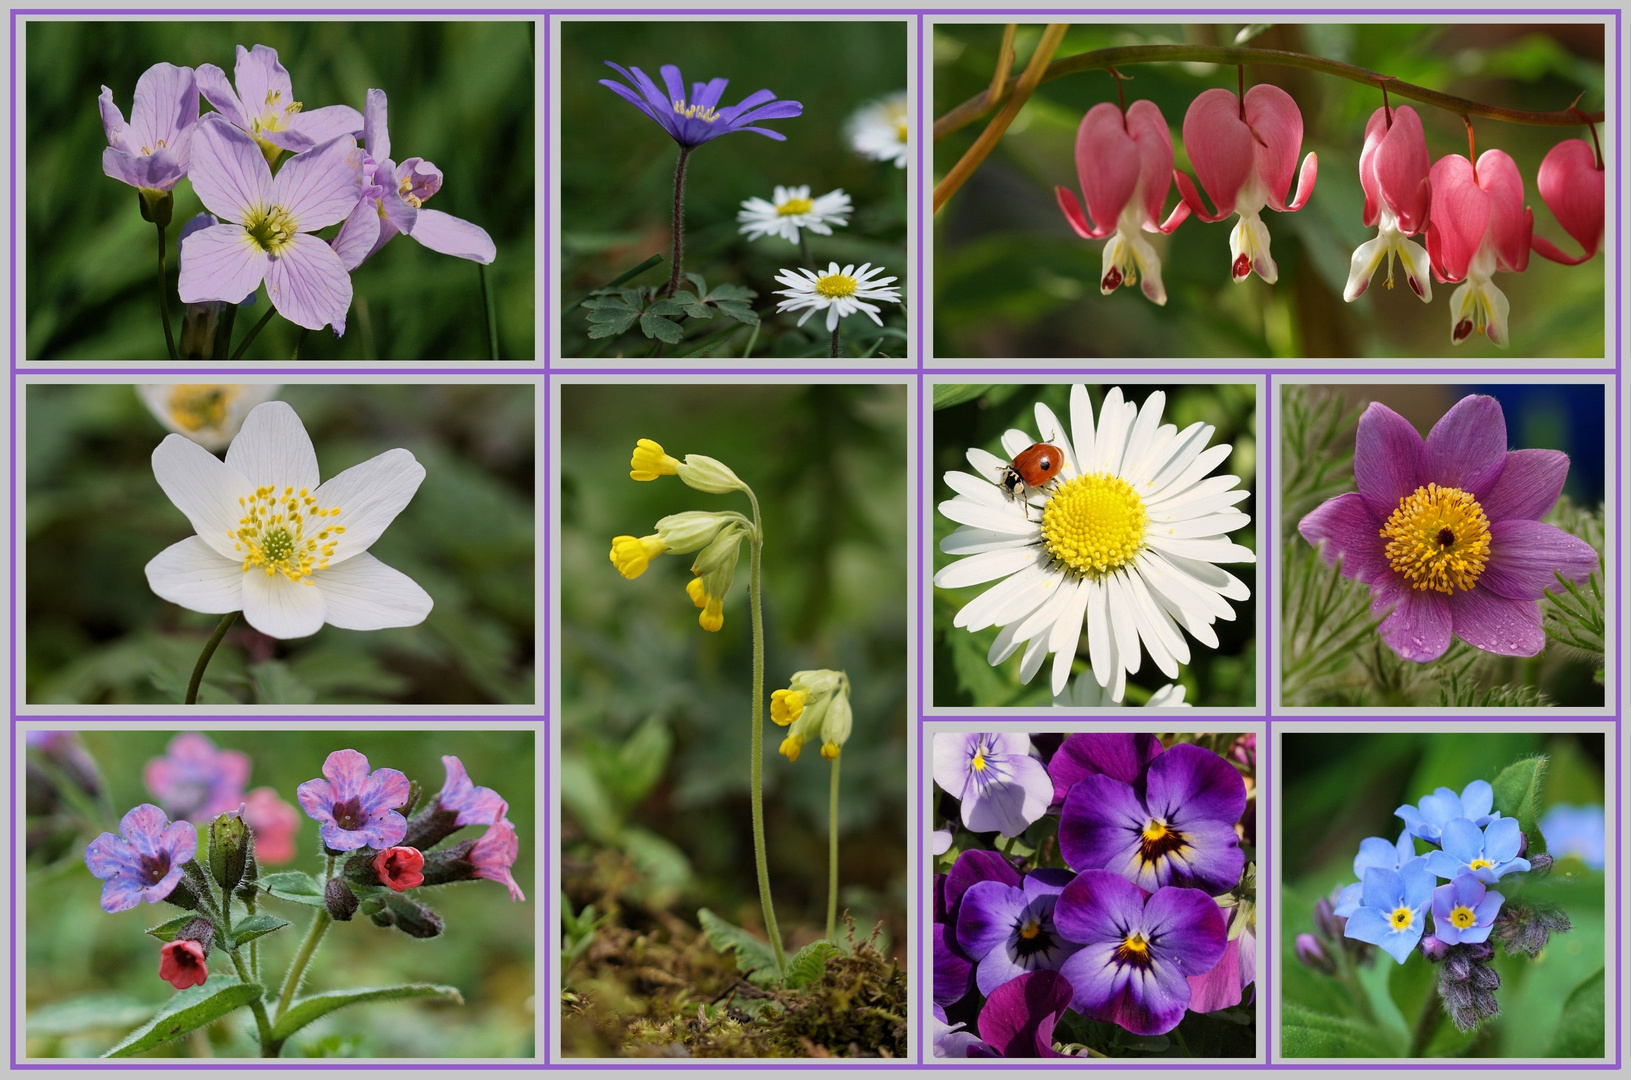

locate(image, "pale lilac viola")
(1298, 395), (1598, 663)
(1342, 859), (1435, 964)
(100, 63), (199, 194)
(1425, 817), (1530, 884)
(1187, 922), (1255, 1012)
(1045, 732), (1163, 807)
(1053, 869), (1227, 1036)
(296, 749), (409, 852)
(1431, 874), (1503, 945)
(956, 870), (1082, 995)
(142, 732), (250, 823)
(196, 44), (363, 159)
(976, 969), (1074, 1057)
(1058, 743), (1246, 894)
(470, 817), (525, 901)
(600, 62), (801, 148)
(1397, 779), (1498, 844)
(84, 804), (198, 913)
(933, 732), (1053, 838)
(1334, 827), (1416, 917)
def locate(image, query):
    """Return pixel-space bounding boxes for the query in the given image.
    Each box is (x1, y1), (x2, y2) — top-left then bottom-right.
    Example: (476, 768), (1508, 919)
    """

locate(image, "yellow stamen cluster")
(894, 121), (908, 143)
(1380, 483), (1491, 594)
(776, 196), (814, 217)
(231, 485), (343, 585)
(1449, 905), (1477, 929)
(1468, 858), (1493, 872)
(398, 174), (424, 209)
(1041, 472), (1148, 576)
(1019, 920), (1042, 941)
(1116, 932), (1151, 966)
(672, 100), (719, 123)
(1388, 906), (1414, 931)
(244, 204), (300, 255)
(815, 273), (858, 299)
(166, 385), (238, 433)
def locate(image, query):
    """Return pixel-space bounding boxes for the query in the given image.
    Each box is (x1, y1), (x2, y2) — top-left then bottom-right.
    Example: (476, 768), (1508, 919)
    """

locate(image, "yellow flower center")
(815, 273), (858, 299)
(166, 385), (238, 432)
(243, 204), (300, 255)
(232, 485), (343, 584)
(1449, 905), (1477, 929)
(672, 99), (719, 123)
(1141, 820), (1169, 842)
(895, 121), (909, 143)
(776, 196), (814, 216)
(1380, 483), (1491, 594)
(1115, 932), (1152, 967)
(1389, 906), (1414, 931)
(971, 751), (986, 772)
(1019, 919), (1042, 941)
(1041, 472), (1148, 576)
(1468, 858), (1492, 871)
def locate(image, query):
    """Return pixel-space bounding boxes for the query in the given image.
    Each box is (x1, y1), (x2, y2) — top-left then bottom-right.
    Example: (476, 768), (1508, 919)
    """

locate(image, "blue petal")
(1400, 858), (1436, 906)
(1333, 881), (1363, 918)
(1361, 866), (1404, 910)
(1482, 816), (1523, 862)
(1343, 907), (1392, 948)
(1424, 850), (1464, 879)
(1460, 780), (1494, 821)
(1438, 817), (1485, 863)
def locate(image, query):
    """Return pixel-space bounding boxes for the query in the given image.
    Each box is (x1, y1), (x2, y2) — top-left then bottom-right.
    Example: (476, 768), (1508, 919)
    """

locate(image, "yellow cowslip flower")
(773, 670), (851, 761)
(630, 438), (681, 481)
(610, 511), (744, 584)
(770, 688), (806, 727)
(683, 525), (743, 632)
(610, 534), (667, 578)
(780, 732), (808, 761)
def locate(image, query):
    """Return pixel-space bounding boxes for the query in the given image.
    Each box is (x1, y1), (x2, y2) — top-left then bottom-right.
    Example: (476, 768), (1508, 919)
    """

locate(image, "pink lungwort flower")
(1532, 138), (1603, 265)
(179, 117), (362, 332)
(1175, 84), (1318, 284)
(296, 749), (410, 852)
(196, 44), (363, 163)
(143, 732), (250, 823)
(470, 817), (525, 901)
(99, 62), (199, 195)
(1425, 150), (1532, 347)
(434, 755), (509, 826)
(1344, 106), (1433, 303)
(159, 939), (209, 989)
(1054, 100), (1189, 305)
(243, 786), (300, 864)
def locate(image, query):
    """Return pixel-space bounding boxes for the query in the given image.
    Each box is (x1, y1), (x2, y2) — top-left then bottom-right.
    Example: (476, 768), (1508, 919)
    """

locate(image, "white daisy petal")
(1139, 423), (1214, 497)
(1033, 402), (1069, 449)
(1166, 552), (1253, 602)
(1048, 577), (1092, 695)
(1149, 512), (1252, 540)
(953, 562), (1049, 630)
(933, 545), (1041, 589)
(1145, 534), (1257, 564)
(1085, 578), (1111, 688)
(967, 447), (1009, 480)
(940, 527), (1034, 556)
(1106, 572), (1142, 676)
(1068, 385), (1096, 475)
(987, 621), (1024, 666)
(1017, 631), (1050, 684)
(1120, 391), (1165, 481)
(1148, 442), (1234, 504)
(937, 498), (1039, 535)
(943, 470), (1011, 507)
(1000, 428), (1035, 459)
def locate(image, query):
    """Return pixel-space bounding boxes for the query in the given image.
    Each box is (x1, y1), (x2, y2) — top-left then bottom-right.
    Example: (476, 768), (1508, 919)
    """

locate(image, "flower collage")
(6, 7), (1625, 1076)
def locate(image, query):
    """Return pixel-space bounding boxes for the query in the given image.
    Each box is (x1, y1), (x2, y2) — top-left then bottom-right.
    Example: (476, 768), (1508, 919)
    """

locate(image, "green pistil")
(245, 206), (298, 254)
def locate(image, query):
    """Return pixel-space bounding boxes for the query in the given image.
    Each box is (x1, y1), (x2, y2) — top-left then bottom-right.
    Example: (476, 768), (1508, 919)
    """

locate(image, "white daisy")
(1054, 671), (1191, 708)
(138, 384), (280, 451)
(847, 92), (909, 168)
(737, 185), (852, 245)
(934, 385), (1255, 703)
(774, 262), (901, 332)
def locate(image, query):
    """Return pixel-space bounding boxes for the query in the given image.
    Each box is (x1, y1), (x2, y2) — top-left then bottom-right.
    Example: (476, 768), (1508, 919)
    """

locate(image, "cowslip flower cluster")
(770, 669), (852, 761)
(935, 733), (1254, 1056)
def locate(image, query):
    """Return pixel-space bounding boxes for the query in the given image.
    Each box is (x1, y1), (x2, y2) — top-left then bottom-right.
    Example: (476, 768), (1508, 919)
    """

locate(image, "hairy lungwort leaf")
(697, 907), (779, 987)
(103, 979), (263, 1057)
(230, 913), (291, 948)
(258, 870), (324, 906)
(269, 984), (463, 1043)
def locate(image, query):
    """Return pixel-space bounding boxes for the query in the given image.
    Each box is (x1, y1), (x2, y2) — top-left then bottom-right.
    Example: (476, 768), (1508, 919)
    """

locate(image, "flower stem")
(829, 323), (841, 358)
(745, 488), (786, 976)
(227, 947), (275, 1051)
(826, 753), (841, 943)
(480, 262), (499, 359)
(291, 328), (310, 359)
(155, 221), (177, 361)
(274, 855), (335, 1023)
(185, 611), (239, 705)
(230, 307), (277, 360)
(213, 303), (238, 361)
(665, 147), (692, 297)
(799, 233), (813, 271)
(1408, 982), (1444, 1057)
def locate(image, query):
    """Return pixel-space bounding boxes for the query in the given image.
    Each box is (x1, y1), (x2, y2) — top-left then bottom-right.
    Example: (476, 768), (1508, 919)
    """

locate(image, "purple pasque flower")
(434, 755), (508, 826)
(932, 1004), (995, 1058)
(956, 869), (1082, 995)
(296, 749), (409, 852)
(1431, 874), (1504, 945)
(933, 732), (1053, 838)
(142, 732), (251, 823)
(1397, 779), (1498, 843)
(84, 804), (198, 913)
(1053, 869), (1227, 1036)
(179, 116), (362, 332)
(1298, 395), (1598, 662)
(469, 817), (525, 901)
(1045, 732), (1164, 807)
(600, 62), (802, 149)
(977, 969), (1074, 1057)
(1058, 743), (1246, 894)
(1425, 816), (1530, 883)
(1334, 827), (1417, 917)
(1342, 859), (1435, 964)
(99, 63), (199, 194)
(196, 44), (363, 162)
(938, 850), (1024, 1007)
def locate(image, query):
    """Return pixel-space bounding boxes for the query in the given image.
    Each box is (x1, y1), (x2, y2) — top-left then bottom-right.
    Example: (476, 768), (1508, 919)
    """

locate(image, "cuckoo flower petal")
(1532, 138), (1603, 264)
(100, 63), (199, 194)
(197, 44), (363, 162)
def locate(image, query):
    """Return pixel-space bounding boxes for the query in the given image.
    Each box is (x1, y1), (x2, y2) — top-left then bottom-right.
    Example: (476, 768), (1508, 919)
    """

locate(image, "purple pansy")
(178, 116), (362, 332)
(1298, 395), (1598, 662)
(469, 817), (525, 901)
(933, 732), (1053, 838)
(1396, 779), (1499, 843)
(1333, 827), (1417, 917)
(1425, 817), (1531, 883)
(1053, 869), (1227, 1036)
(599, 62), (802, 148)
(296, 749), (409, 851)
(433, 755), (509, 826)
(1058, 743), (1246, 894)
(956, 869), (1082, 995)
(1431, 874), (1504, 945)
(938, 851), (1024, 1007)
(1046, 732), (1164, 806)
(1342, 859), (1435, 964)
(84, 804), (198, 913)
(143, 732), (251, 823)
(977, 969), (1074, 1057)
(99, 63), (199, 194)
(196, 44), (363, 159)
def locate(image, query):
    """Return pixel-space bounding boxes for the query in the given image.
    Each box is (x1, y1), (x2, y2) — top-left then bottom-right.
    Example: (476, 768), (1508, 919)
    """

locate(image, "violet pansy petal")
(945, 848), (1023, 913)
(1158, 816), (1246, 894)
(1053, 867), (1145, 944)
(1144, 885), (1228, 975)
(977, 970), (1072, 1057)
(1480, 449), (1570, 523)
(408, 208), (498, 264)
(955, 880), (1022, 962)
(933, 922), (974, 1006)
(190, 117), (271, 223)
(178, 224), (267, 306)
(264, 233), (354, 331)
(269, 135), (364, 230)
(1185, 935), (1245, 1013)
(1422, 395), (1508, 498)
(1057, 772), (1148, 873)
(1144, 743), (1247, 827)
(1445, 588), (1545, 657)
(1047, 732), (1163, 803)
(1478, 519), (1599, 600)
(1352, 402), (1425, 521)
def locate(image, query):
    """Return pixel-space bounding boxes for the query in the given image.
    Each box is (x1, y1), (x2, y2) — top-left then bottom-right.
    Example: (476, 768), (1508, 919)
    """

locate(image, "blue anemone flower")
(1344, 858), (1435, 964)
(600, 62), (802, 148)
(1396, 779), (1499, 843)
(1425, 817), (1531, 883)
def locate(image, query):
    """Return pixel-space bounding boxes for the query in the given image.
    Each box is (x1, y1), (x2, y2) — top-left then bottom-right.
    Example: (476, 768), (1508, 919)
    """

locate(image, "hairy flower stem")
(826, 753), (841, 943)
(745, 486), (786, 975)
(665, 147), (692, 297)
(227, 947), (275, 1052)
(185, 611), (240, 705)
(829, 324), (841, 359)
(1409, 985), (1444, 1056)
(156, 221), (178, 361)
(275, 855), (336, 1024)
(231, 307), (278, 360)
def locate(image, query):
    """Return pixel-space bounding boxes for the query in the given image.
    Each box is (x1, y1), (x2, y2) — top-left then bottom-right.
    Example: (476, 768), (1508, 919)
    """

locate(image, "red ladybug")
(999, 442), (1065, 502)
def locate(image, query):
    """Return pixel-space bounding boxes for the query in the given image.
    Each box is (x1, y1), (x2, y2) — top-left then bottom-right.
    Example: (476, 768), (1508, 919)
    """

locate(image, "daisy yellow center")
(166, 386), (238, 433)
(895, 121), (909, 143)
(776, 196), (814, 216)
(815, 273), (858, 299)
(244, 205), (300, 255)
(1380, 483), (1491, 594)
(1389, 906), (1414, 931)
(231, 484), (345, 585)
(1468, 858), (1492, 871)
(673, 99), (719, 123)
(1115, 932), (1152, 967)
(1041, 472), (1148, 576)
(1449, 905), (1477, 929)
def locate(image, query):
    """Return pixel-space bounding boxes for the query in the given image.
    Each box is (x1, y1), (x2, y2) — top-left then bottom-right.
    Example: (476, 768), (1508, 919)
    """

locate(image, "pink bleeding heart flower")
(99, 63), (199, 196)
(1175, 83), (1318, 284)
(196, 44), (363, 165)
(1425, 149), (1532, 347)
(1531, 138), (1603, 265)
(1055, 100), (1190, 305)
(1344, 106), (1433, 303)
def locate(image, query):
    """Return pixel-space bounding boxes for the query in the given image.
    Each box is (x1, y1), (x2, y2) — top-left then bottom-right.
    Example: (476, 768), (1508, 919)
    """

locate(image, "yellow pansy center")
(243, 205), (300, 255)
(1138, 817), (1187, 866)
(1389, 906), (1414, 931)
(672, 99), (719, 123)
(1468, 858), (1492, 872)
(166, 386), (238, 433)
(1041, 472), (1148, 576)
(776, 196), (814, 216)
(1449, 905), (1477, 929)
(815, 273), (858, 299)
(1380, 483), (1491, 594)
(1116, 932), (1152, 967)
(971, 751), (986, 773)
(232, 485), (343, 585)
(1019, 919), (1042, 941)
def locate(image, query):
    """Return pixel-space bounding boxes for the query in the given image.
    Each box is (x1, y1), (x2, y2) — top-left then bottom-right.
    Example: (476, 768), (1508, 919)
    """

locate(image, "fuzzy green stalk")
(664, 147), (692, 297)
(227, 944), (275, 1051)
(826, 752), (841, 943)
(185, 611), (239, 705)
(744, 485), (787, 975)
(291, 328), (310, 359)
(480, 263), (499, 359)
(212, 303), (239, 361)
(1409, 984), (1445, 1057)
(274, 854), (336, 1024)
(155, 221), (178, 360)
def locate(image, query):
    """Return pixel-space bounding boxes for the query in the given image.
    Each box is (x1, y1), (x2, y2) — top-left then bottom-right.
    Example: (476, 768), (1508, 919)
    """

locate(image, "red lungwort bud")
(373, 846), (426, 892)
(159, 939), (209, 989)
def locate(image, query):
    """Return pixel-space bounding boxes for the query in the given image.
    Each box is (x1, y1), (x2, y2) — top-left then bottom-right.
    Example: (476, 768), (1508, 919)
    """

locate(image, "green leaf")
(933, 384), (994, 410)
(259, 870), (324, 907)
(783, 940), (840, 989)
(713, 301), (759, 326)
(103, 980), (263, 1057)
(230, 914), (291, 948)
(1491, 755), (1548, 849)
(27, 993), (155, 1036)
(248, 660), (315, 705)
(562, 253), (663, 313)
(1546, 967), (1604, 1057)
(144, 915), (196, 944)
(1280, 1002), (1396, 1058)
(643, 298), (686, 318)
(612, 714), (672, 806)
(696, 908), (779, 987)
(639, 313), (684, 343)
(269, 984), (463, 1043)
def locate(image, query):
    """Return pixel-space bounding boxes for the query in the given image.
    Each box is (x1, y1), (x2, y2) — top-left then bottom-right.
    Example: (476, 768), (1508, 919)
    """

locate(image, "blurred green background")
(26, 383), (535, 705)
(559, 384), (908, 962)
(27, 21), (535, 359)
(1282, 731), (1605, 1056)
(933, 383), (1258, 707)
(25, 728), (534, 1057)
(935, 24), (1605, 357)
(560, 22), (908, 358)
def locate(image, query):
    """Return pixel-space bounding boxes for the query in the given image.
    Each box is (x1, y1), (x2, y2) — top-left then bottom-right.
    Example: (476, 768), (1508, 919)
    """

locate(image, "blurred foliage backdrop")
(559, 384), (908, 963)
(1282, 731), (1605, 1056)
(27, 21), (535, 359)
(26, 383), (535, 705)
(934, 24), (1605, 357)
(933, 383), (1258, 707)
(25, 729), (534, 1057)
(560, 22), (909, 358)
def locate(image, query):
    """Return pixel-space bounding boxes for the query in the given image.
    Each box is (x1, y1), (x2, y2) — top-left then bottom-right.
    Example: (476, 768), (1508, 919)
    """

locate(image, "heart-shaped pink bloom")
(1359, 106), (1431, 234)
(1531, 138), (1603, 264)
(1425, 150), (1532, 346)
